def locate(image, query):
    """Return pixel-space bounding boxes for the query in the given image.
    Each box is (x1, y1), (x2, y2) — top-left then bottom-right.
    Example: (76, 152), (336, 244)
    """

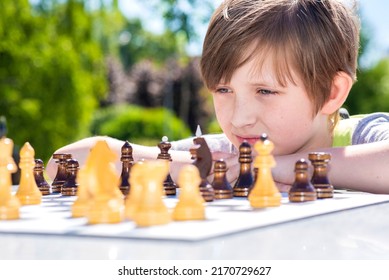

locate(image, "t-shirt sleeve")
(170, 133), (235, 153)
(352, 113), (389, 145)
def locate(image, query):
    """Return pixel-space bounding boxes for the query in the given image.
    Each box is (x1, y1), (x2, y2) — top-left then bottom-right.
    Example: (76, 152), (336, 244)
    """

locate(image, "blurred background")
(1, 0), (389, 164)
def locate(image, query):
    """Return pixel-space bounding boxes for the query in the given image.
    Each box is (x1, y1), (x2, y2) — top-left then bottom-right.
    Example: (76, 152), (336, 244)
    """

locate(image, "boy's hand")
(209, 151), (240, 185)
(209, 151), (293, 193)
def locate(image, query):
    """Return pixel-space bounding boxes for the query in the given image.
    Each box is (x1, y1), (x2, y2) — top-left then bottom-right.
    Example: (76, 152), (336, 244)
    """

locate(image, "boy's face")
(212, 56), (331, 155)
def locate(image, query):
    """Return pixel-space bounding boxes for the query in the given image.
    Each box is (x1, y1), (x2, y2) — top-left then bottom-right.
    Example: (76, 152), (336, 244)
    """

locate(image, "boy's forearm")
(274, 141), (389, 194)
(46, 136), (193, 181)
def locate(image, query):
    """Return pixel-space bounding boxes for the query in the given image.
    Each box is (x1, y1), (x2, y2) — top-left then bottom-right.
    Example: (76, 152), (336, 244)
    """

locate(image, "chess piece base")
(119, 185), (129, 196)
(289, 191), (317, 202)
(315, 185), (334, 199)
(61, 187), (78, 196)
(38, 186), (51, 195)
(164, 186), (176, 196)
(214, 189), (233, 199)
(16, 194), (41, 205)
(200, 184), (215, 202)
(134, 210), (171, 227)
(173, 207), (205, 221)
(233, 188), (250, 197)
(0, 201), (20, 220)
(249, 193), (282, 208)
(72, 201), (89, 218)
(51, 183), (63, 194)
(88, 198), (124, 224)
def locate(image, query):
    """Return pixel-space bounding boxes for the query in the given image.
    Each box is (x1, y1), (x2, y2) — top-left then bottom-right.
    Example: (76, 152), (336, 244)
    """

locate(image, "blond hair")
(200, 0), (360, 120)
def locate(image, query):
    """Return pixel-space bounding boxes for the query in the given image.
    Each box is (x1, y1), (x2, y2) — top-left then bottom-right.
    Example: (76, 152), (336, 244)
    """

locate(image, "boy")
(48, 0), (389, 193)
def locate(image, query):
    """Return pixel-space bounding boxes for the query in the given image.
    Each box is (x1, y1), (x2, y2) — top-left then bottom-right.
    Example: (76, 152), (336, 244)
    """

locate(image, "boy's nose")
(230, 97), (256, 128)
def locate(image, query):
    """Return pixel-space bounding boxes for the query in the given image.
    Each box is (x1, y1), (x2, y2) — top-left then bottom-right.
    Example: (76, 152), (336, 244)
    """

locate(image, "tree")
(0, 0), (119, 161)
(345, 58), (389, 114)
(344, 18), (389, 114)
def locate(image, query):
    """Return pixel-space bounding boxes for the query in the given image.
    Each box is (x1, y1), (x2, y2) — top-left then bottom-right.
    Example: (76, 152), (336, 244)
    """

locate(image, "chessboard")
(2, 129), (389, 243)
(1, 189), (389, 242)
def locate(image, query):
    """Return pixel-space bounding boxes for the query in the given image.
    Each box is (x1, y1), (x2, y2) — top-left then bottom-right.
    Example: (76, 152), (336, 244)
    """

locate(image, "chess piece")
(34, 159), (51, 195)
(0, 116), (7, 139)
(191, 125), (215, 202)
(61, 159), (79, 196)
(72, 166), (92, 218)
(0, 135), (20, 220)
(248, 134), (281, 208)
(87, 140), (124, 224)
(288, 159), (317, 202)
(16, 142), (42, 205)
(124, 161), (145, 220)
(72, 145), (98, 218)
(51, 153), (72, 193)
(172, 165), (205, 221)
(212, 159), (233, 199)
(309, 152), (334, 199)
(119, 141), (134, 196)
(0, 118), (17, 182)
(233, 141), (254, 197)
(133, 160), (171, 227)
(157, 136), (177, 196)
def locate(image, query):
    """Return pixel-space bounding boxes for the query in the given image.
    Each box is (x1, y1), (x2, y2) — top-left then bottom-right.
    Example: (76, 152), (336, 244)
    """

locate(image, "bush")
(90, 104), (192, 144)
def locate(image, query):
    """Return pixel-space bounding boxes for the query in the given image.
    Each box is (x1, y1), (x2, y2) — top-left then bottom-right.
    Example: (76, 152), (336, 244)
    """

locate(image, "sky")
(119, 0), (389, 67)
(357, 0), (389, 66)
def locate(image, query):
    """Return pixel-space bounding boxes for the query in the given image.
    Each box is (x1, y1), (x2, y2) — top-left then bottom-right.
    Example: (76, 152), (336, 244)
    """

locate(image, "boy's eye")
(257, 89), (277, 95)
(214, 87), (232, 94)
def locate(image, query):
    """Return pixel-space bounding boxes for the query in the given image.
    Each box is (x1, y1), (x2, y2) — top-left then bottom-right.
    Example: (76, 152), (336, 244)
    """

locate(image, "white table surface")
(1, 192), (389, 260)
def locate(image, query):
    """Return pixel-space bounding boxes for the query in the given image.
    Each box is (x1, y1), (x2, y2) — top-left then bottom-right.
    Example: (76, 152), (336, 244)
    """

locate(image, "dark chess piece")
(233, 141), (254, 197)
(61, 158), (79, 196)
(308, 152), (334, 199)
(34, 159), (51, 195)
(0, 116), (7, 138)
(51, 153), (72, 193)
(191, 137), (215, 202)
(212, 159), (233, 199)
(119, 141), (134, 196)
(157, 136), (177, 196)
(288, 159), (317, 202)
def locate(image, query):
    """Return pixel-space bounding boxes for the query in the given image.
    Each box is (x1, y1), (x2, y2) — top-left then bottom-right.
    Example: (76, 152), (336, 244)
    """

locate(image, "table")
(1, 190), (389, 260)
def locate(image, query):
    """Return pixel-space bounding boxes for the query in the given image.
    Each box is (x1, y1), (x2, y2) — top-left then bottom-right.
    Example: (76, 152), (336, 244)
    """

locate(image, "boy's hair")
(200, 0), (360, 116)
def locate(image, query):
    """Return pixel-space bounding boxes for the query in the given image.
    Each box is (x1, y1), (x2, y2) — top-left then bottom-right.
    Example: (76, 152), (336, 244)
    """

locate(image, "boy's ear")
(320, 71), (353, 115)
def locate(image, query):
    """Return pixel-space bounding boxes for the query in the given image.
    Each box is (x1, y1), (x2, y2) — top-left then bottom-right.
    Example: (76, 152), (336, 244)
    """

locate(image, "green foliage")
(90, 104), (192, 144)
(206, 118), (222, 134)
(146, 0), (214, 42)
(119, 20), (187, 69)
(118, 0), (216, 69)
(345, 58), (389, 114)
(0, 0), (127, 161)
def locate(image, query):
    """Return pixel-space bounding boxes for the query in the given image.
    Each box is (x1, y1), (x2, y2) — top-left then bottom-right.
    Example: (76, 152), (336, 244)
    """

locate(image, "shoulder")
(352, 112), (389, 144)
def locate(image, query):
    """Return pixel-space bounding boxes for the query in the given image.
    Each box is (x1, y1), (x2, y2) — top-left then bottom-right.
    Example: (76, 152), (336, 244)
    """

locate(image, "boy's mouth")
(235, 135), (261, 146)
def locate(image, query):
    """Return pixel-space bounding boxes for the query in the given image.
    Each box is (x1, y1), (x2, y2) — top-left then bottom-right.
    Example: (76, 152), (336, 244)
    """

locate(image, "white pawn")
(172, 165), (205, 221)
(16, 142), (42, 205)
(0, 137), (20, 220)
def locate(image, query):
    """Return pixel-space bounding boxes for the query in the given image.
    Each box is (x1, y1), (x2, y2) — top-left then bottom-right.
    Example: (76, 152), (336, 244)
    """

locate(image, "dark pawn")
(191, 138), (214, 202)
(309, 152), (334, 199)
(233, 141), (254, 197)
(61, 159), (79, 196)
(288, 159), (317, 202)
(0, 116), (7, 138)
(34, 159), (51, 195)
(157, 136), (177, 196)
(212, 159), (233, 199)
(51, 153), (72, 193)
(119, 141), (134, 196)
